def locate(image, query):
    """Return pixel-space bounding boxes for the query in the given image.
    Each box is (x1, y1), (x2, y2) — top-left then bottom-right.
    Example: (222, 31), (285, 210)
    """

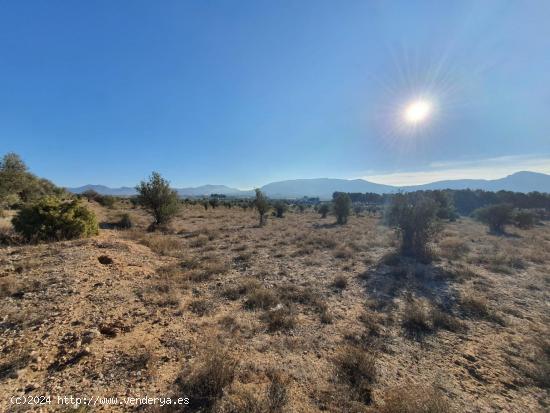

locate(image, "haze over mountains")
(68, 171), (550, 200)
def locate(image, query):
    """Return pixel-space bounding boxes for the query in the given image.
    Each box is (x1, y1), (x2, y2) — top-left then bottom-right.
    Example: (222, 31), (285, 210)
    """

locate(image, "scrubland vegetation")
(1, 153), (549, 412)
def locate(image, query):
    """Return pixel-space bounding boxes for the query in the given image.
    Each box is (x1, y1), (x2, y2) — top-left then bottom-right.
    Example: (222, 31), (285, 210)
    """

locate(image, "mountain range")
(67, 171), (550, 200)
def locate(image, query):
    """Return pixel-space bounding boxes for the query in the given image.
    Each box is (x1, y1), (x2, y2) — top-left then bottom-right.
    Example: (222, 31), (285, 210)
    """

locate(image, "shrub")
(473, 203), (514, 234)
(97, 194), (116, 208)
(0, 153), (62, 207)
(336, 346), (377, 404)
(262, 305), (296, 332)
(333, 192), (351, 225)
(176, 344), (237, 410)
(254, 189), (269, 226)
(386, 193), (438, 262)
(333, 274), (348, 290)
(82, 189), (100, 202)
(514, 209), (537, 229)
(135, 172), (179, 228)
(12, 196), (99, 242)
(318, 203), (330, 218)
(117, 213), (133, 229)
(273, 201), (287, 218)
(244, 287), (278, 310)
(209, 198), (219, 209)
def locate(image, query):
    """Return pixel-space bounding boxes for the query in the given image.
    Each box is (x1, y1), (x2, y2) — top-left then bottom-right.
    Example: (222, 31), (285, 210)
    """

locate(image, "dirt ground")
(1, 201), (549, 412)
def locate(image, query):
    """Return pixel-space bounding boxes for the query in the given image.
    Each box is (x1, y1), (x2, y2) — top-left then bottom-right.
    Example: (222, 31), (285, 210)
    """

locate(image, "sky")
(1, 0), (549, 189)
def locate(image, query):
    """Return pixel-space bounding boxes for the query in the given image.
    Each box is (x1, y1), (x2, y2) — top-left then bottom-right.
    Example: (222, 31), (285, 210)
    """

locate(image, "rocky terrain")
(1, 202), (549, 412)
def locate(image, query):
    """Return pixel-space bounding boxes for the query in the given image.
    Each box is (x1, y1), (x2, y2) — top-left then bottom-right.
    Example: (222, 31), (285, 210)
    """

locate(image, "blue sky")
(1, 1), (549, 188)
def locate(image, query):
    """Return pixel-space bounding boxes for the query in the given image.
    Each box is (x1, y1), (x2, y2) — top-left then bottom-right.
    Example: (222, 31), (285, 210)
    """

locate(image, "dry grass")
(438, 237), (470, 260)
(377, 383), (454, 413)
(175, 343), (238, 410)
(335, 346), (377, 404)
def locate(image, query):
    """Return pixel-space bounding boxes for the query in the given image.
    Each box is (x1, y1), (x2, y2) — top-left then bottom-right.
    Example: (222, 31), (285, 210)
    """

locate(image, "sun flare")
(404, 99), (432, 124)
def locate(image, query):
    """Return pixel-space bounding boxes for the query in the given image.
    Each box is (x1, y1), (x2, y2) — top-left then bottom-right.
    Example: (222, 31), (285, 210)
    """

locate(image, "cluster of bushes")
(473, 203), (539, 233)
(0, 153), (100, 244)
(338, 188), (550, 217)
(0, 153), (64, 210)
(80, 190), (116, 208)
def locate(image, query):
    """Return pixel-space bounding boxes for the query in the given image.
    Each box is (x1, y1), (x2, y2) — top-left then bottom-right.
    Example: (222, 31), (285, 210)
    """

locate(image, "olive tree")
(254, 189), (269, 226)
(136, 172), (179, 228)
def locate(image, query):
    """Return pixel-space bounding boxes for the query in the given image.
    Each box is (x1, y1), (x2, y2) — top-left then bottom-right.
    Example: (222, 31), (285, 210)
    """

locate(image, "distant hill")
(402, 171), (550, 193)
(67, 171), (550, 199)
(260, 178), (395, 199)
(176, 185), (254, 197)
(68, 184), (137, 196)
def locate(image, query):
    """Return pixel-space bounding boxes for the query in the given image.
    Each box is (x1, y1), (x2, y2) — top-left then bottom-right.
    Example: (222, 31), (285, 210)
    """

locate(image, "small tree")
(318, 203), (330, 218)
(474, 203), (514, 234)
(333, 192), (351, 225)
(254, 189), (269, 226)
(273, 201), (287, 218)
(386, 193), (438, 261)
(136, 172), (179, 228)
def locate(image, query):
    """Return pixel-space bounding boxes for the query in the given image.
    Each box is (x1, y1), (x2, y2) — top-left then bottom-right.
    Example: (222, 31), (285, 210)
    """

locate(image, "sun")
(404, 99), (432, 124)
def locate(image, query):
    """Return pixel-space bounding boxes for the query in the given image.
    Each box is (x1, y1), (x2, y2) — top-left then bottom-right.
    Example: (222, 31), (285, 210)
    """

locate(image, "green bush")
(514, 209), (537, 229)
(136, 172), (180, 228)
(333, 193), (351, 225)
(97, 194), (116, 208)
(12, 196), (99, 242)
(386, 193), (438, 261)
(318, 203), (330, 218)
(273, 201), (287, 218)
(0, 152), (62, 208)
(473, 203), (514, 234)
(117, 213), (133, 229)
(209, 198), (219, 209)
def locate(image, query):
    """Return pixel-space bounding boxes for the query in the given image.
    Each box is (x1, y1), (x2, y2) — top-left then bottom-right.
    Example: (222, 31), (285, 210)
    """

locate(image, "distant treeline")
(336, 189), (550, 216)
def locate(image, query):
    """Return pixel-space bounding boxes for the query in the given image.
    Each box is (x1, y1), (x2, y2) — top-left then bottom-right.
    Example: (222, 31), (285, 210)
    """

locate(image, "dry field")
(0, 201), (549, 412)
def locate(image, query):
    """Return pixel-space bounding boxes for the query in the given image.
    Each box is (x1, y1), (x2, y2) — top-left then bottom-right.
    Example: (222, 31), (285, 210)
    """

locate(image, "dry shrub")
(0, 347), (31, 380)
(215, 370), (289, 413)
(190, 234), (209, 248)
(189, 299), (212, 316)
(0, 225), (22, 245)
(222, 278), (261, 300)
(0, 276), (24, 299)
(140, 234), (184, 257)
(459, 291), (489, 317)
(175, 344), (237, 410)
(187, 256), (229, 282)
(266, 369), (290, 412)
(244, 288), (278, 310)
(402, 299), (432, 337)
(525, 337), (550, 388)
(334, 245), (353, 259)
(333, 274), (348, 290)
(335, 346), (377, 404)
(430, 307), (465, 333)
(438, 237), (470, 260)
(262, 305), (296, 332)
(377, 383), (454, 413)
(216, 385), (267, 413)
